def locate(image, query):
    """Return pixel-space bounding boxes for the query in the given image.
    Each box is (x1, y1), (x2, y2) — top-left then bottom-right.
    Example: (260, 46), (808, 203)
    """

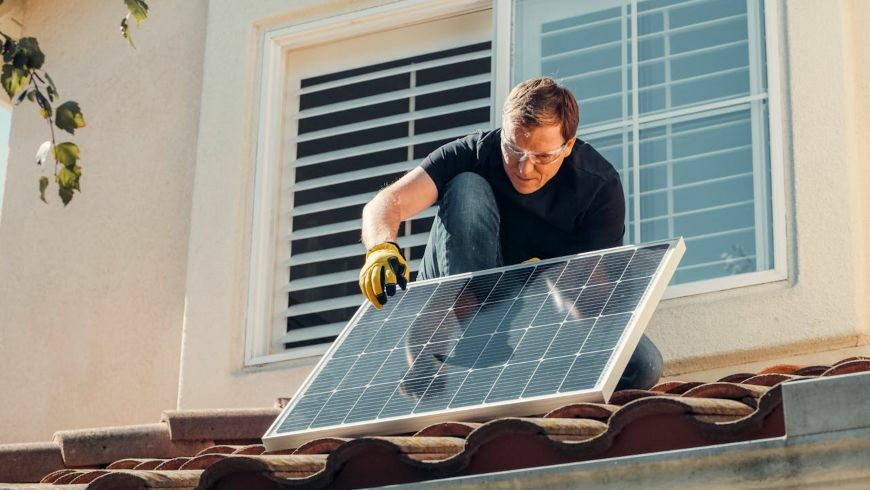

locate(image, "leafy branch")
(0, 0), (149, 206)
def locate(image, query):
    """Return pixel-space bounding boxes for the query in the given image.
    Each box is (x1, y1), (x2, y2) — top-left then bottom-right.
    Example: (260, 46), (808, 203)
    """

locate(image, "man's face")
(500, 122), (576, 194)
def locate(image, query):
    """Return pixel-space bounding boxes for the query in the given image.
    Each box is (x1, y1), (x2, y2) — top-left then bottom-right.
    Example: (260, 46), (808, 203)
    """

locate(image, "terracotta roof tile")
(160, 408), (280, 441)
(821, 359), (870, 376)
(54, 423), (212, 467)
(0, 443), (64, 484)
(1, 358), (868, 488)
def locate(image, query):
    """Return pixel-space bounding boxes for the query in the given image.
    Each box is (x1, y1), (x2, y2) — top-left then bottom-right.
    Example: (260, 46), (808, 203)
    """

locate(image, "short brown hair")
(502, 76), (579, 141)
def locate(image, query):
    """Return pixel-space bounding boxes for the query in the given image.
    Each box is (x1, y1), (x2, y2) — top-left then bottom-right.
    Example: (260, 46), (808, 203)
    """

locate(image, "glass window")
(512, 0), (773, 285)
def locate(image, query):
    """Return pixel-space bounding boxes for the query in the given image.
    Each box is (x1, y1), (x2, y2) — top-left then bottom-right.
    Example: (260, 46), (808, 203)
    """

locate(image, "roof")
(1, 357), (868, 489)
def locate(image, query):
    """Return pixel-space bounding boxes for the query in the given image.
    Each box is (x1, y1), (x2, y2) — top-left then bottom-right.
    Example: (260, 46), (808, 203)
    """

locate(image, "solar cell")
(264, 239), (685, 450)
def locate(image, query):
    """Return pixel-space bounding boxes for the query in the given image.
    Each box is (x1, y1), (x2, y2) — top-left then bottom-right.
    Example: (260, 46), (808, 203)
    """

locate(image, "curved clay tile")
(131, 459), (165, 470)
(39, 468), (77, 483)
(649, 381), (688, 393)
(821, 359), (870, 376)
(292, 437), (351, 455)
(179, 453), (228, 470)
(793, 365), (830, 376)
(199, 388), (786, 490)
(105, 458), (148, 470)
(717, 372), (756, 383)
(232, 444), (266, 455)
(368, 436), (466, 460)
(740, 373), (798, 387)
(152, 456), (190, 470)
(199, 454), (329, 488)
(88, 469), (204, 490)
(544, 402), (616, 420)
(831, 356), (870, 366)
(195, 445), (239, 456)
(681, 382), (768, 400)
(52, 470), (89, 484)
(68, 469), (110, 484)
(758, 363), (804, 375)
(608, 389), (663, 405)
(414, 421), (480, 438)
(659, 381), (706, 395)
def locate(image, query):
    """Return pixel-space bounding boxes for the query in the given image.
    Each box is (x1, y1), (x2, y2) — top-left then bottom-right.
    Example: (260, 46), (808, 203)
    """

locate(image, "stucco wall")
(178, 0), (870, 412)
(0, 0), (209, 443)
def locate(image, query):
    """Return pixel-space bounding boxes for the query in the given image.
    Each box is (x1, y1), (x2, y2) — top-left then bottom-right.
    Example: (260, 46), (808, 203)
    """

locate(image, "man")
(358, 76), (662, 390)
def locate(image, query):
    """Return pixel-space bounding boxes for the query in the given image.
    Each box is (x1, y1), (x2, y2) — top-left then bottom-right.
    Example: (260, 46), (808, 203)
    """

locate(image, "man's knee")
(618, 335), (664, 391)
(440, 172), (499, 230)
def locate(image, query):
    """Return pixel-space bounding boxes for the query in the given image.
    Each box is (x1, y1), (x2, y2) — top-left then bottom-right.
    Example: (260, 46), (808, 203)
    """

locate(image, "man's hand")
(359, 242), (410, 309)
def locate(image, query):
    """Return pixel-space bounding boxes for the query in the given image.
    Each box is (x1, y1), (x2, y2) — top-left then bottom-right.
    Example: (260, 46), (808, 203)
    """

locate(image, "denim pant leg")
(417, 173), (503, 280)
(616, 335), (664, 390)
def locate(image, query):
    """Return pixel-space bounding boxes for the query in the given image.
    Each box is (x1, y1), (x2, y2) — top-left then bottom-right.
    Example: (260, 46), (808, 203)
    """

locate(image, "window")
(249, 0), (783, 362)
(510, 0), (782, 289)
(246, 8), (493, 362)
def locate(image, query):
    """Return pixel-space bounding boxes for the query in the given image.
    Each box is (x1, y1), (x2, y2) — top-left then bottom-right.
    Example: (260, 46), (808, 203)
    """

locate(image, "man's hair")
(502, 76), (579, 141)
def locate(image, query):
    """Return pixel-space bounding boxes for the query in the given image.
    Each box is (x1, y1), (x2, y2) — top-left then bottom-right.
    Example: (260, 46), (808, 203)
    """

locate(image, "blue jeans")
(418, 172), (663, 391)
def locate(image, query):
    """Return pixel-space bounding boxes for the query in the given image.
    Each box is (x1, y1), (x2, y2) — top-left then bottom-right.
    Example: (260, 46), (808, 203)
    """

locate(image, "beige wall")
(177, 0), (403, 411)
(0, 0), (209, 443)
(178, 0), (870, 412)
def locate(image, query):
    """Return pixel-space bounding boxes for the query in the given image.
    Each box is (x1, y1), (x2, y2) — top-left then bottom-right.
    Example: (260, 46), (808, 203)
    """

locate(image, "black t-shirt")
(420, 129), (625, 265)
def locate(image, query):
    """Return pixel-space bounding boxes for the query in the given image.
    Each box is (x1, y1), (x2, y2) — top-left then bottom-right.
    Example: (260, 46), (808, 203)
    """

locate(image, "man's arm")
(358, 167), (438, 308)
(361, 167), (439, 248)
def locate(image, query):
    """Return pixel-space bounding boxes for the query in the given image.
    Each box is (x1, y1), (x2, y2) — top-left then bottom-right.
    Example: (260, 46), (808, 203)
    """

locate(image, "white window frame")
(244, 0), (492, 366)
(247, 0), (788, 366)
(493, 0), (788, 300)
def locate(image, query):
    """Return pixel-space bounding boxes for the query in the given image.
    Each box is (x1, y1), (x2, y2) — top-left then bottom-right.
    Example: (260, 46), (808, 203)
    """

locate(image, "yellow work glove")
(359, 242), (410, 309)
(522, 257), (541, 263)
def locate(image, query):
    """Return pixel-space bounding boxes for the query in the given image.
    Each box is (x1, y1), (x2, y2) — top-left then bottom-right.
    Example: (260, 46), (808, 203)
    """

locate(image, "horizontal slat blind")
(283, 42), (492, 349)
(521, 0), (770, 285)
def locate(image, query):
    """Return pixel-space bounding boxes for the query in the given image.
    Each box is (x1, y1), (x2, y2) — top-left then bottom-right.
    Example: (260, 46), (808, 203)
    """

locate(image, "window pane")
(515, 0), (774, 286)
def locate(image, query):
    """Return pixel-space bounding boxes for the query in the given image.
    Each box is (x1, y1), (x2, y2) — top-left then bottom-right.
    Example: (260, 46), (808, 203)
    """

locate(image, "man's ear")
(565, 135), (578, 153)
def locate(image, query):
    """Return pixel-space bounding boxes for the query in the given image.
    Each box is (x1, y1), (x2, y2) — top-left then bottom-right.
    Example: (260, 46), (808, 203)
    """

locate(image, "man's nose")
(517, 155), (531, 176)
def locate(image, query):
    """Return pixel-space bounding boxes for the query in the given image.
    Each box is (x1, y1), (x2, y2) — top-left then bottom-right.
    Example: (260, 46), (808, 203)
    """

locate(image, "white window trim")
(244, 0), (492, 367)
(493, 0), (789, 301)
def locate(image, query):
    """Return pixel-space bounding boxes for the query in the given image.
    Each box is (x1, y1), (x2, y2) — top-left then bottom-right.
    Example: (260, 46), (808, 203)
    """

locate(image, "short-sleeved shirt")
(420, 129), (625, 265)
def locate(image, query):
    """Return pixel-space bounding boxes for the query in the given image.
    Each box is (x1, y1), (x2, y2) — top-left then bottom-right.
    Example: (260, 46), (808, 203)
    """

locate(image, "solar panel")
(264, 239), (685, 450)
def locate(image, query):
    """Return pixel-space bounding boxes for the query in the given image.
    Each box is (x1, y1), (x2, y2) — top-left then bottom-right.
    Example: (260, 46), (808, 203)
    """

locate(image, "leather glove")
(359, 242), (410, 309)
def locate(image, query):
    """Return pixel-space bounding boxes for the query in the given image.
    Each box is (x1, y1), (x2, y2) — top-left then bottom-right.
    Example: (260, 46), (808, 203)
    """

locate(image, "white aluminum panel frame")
(263, 238), (685, 451)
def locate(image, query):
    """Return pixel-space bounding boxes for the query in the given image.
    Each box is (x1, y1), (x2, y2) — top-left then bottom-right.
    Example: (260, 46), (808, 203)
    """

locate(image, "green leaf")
(1, 64), (28, 98)
(53, 142), (80, 166)
(55, 101), (86, 135)
(1, 36), (13, 57)
(124, 0), (149, 23)
(57, 164), (81, 190)
(12, 37), (45, 70)
(58, 186), (74, 206)
(39, 176), (49, 203)
(57, 164), (82, 205)
(120, 17), (135, 49)
(2, 38), (15, 62)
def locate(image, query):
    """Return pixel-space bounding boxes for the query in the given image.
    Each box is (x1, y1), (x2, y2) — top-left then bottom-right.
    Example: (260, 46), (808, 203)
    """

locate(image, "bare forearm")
(361, 167), (439, 249)
(361, 191), (402, 249)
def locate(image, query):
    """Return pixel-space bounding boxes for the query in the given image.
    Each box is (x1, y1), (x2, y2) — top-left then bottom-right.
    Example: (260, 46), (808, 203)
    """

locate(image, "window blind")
(282, 42), (493, 348)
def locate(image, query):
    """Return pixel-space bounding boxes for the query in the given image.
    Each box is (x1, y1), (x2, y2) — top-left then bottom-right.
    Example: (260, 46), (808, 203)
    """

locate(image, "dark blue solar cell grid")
(275, 243), (673, 435)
